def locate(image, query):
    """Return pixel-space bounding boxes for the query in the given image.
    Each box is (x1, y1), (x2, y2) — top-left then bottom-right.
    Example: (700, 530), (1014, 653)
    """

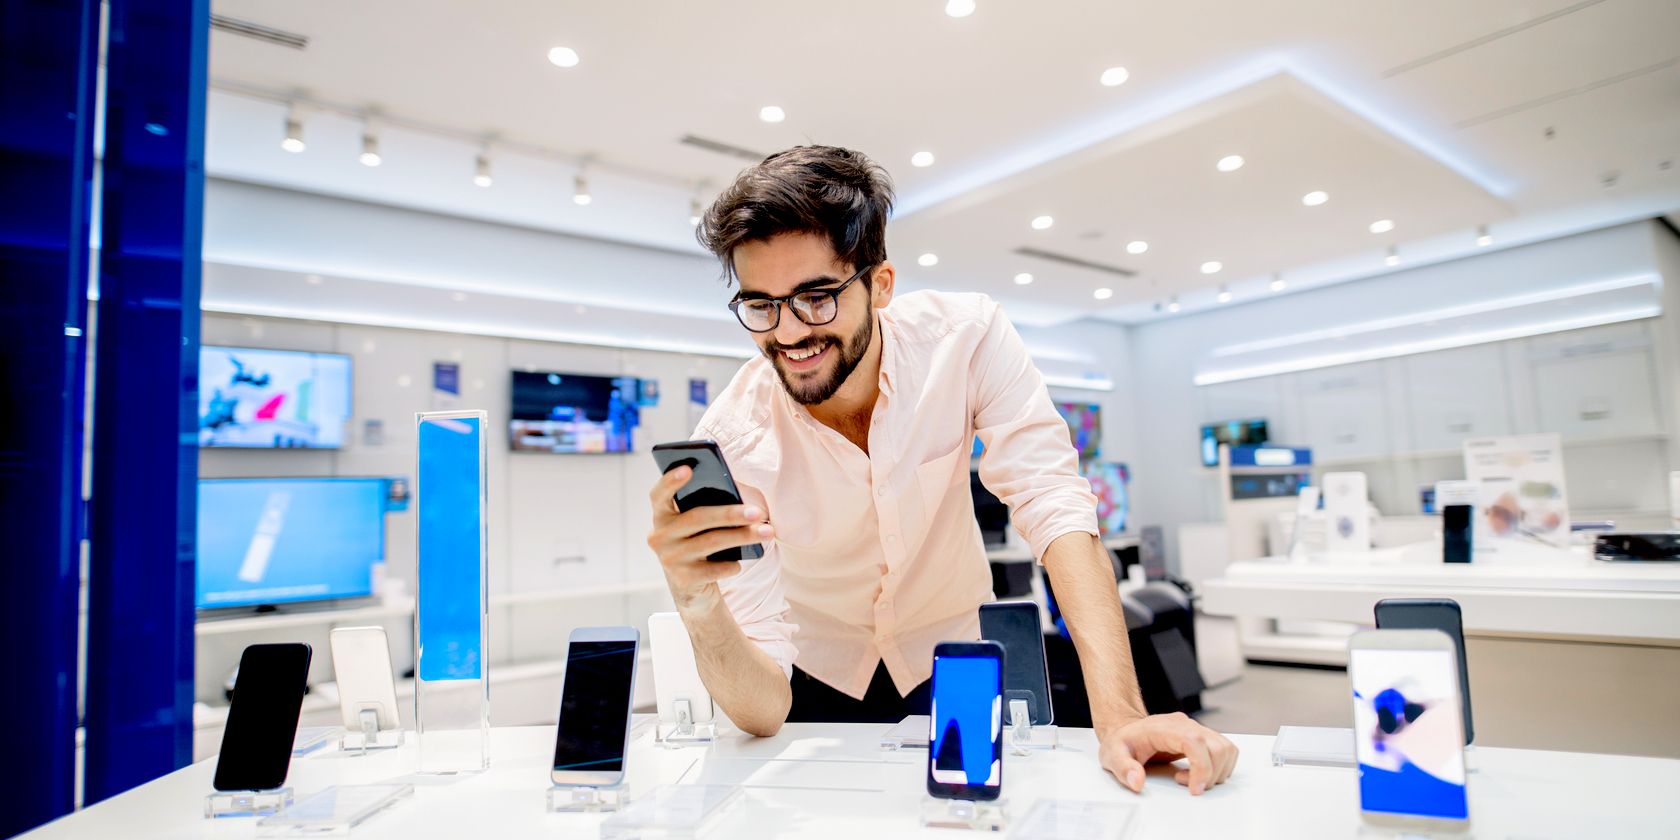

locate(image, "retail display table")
(24, 720), (1680, 838)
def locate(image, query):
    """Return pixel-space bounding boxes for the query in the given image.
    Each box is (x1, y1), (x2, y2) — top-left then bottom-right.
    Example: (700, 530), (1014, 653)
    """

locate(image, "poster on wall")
(688, 378), (709, 435)
(432, 362), (461, 410)
(1463, 434), (1570, 549)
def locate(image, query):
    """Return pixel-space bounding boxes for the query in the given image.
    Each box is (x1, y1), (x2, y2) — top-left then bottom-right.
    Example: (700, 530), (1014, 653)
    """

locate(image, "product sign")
(1462, 434), (1570, 549)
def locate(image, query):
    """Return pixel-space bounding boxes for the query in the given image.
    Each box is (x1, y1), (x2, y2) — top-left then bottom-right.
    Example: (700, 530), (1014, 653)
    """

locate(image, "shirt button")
(886, 534), (897, 543)
(877, 486), (887, 497)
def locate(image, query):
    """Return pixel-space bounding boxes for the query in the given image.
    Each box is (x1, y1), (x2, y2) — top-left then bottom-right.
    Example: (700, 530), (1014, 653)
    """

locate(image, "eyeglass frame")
(727, 262), (874, 333)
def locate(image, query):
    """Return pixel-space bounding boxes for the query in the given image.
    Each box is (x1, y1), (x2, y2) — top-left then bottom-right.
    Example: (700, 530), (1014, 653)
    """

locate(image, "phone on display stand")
(214, 643), (313, 792)
(551, 626), (641, 788)
(978, 601), (1053, 726)
(926, 641), (1005, 802)
(649, 611), (715, 725)
(652, 440), (763, 562)
(1442, 504), (1473, 564)
(329, 626), (402, 736)
(1373, 598), (1474, 745)
(1348, 629), (1470, 834)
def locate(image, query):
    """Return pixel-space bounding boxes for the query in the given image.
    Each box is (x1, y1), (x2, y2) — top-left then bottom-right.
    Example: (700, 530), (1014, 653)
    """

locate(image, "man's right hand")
(646, 465), (775, 614)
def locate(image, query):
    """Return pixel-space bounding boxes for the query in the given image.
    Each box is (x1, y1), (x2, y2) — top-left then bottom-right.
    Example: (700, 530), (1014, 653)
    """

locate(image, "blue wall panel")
(0, 0), (100, 834)
(84, 0), (208, 805)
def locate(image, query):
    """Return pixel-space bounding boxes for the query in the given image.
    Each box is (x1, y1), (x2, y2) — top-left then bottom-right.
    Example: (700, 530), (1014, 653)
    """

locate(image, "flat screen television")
(1081, 461), (1130, 537)
(1200, 418), (1269, 467)
(196, 477), (385, 611)
(1054, 402), (1103, 460)
(510, 370), (642, 453)
(199, 346), (353, 448)
(970, 471), (1010, 547)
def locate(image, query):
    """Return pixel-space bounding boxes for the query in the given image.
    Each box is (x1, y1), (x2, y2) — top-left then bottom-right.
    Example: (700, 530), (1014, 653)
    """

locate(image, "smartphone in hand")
(652, 440), (763, 562)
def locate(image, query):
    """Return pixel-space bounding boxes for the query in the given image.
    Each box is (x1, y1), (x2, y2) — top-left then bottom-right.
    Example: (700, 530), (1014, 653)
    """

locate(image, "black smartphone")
(926, 640), (1005, 802)
(550, 626), (640, 788)
(213, 643), (312, 792)
(652, 439), (763, 562)
(1373, 598), (1474, 744)
(1443, 504), (1472, 564)
(978, 601), (1053, 726)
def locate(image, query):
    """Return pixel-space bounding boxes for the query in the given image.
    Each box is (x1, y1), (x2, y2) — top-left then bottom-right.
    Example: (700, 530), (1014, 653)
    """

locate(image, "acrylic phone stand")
(920, 796), (1007, 832)
(205, 788), (295, 819)
(1006, 698), (1057, 754)
(339, 708), (403, 754)
(654, 698), (718, 748)
(547, 784), (629, 814)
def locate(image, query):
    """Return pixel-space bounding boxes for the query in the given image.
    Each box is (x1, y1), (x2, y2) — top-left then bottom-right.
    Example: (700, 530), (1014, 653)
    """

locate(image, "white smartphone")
(551, 626), (640, 788)
(648, 612), (715, 725)
(1348, 629), (1470, 834)
(329, 626), (401, 733)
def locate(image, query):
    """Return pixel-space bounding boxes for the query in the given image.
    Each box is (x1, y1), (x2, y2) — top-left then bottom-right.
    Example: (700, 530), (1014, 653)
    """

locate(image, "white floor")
(1196, 662), (1351, 737)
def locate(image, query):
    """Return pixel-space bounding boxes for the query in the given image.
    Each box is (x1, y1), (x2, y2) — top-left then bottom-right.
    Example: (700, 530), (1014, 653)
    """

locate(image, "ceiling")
(205, 0), (1680, 326)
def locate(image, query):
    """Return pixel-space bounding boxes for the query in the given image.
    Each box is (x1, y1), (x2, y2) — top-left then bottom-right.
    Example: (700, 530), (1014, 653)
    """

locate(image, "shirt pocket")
(914, 438), (970, 523)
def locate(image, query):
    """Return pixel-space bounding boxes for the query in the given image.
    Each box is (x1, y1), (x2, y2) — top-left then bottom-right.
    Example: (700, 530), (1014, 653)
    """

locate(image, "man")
(646, 146), (1237, 795)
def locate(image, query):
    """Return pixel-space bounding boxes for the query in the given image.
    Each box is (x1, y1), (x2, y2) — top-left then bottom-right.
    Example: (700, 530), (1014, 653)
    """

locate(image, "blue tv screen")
(199, 346), (353, 448)
(196, 478), (385, 610)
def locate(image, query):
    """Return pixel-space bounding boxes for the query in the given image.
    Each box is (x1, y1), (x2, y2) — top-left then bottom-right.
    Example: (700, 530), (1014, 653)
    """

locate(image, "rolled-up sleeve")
(968, 302), (1100, 561)
(710, 474), (799, 679)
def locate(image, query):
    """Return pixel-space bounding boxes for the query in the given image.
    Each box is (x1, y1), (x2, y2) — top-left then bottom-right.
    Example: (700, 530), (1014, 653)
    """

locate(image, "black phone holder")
(1004, 690), (1057, 754)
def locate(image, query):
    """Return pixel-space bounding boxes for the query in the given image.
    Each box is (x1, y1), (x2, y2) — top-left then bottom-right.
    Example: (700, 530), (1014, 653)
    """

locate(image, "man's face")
(733, 233), (880, 406)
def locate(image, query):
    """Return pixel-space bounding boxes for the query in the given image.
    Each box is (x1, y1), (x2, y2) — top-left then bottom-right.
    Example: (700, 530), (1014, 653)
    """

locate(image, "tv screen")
(196, 477), (385, 610)
(1200, 418), (1269, 467)
(1054, 402), (1102, 460)
(199, 346), (352, 448)
(510, 370), (642, 453)
(1081, 461), (1130, 537)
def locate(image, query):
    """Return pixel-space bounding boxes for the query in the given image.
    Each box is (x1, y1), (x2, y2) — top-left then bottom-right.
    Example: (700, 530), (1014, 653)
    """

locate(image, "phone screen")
(927, 645), (1003, 799)
(1350, 646), (1468, 821)
(552, 639), (638, 777)
(979, 602), (1052, 725)
(214, 643), (312, 792)
(1442, 505), (1472, 564)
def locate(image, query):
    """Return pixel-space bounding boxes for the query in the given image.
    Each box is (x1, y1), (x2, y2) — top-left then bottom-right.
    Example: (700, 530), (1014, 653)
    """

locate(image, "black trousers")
(788, 660), (931, 723)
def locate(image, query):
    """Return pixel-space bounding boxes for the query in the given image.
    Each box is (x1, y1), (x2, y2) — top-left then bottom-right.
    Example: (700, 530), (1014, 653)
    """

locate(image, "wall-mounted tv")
(196, 477), (385, 611)
(1200, 418), (1268, 467)
(1081, 461), (1130, 537)
(510, 370), (642, 453)
(1055, 401), (1103, 460)
(199, 346), (353, 449)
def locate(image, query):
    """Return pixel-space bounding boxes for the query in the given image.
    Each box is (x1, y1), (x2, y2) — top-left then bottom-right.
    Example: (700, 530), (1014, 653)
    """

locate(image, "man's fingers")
(1213, 734), (1239, 784)
(1103, 741), (1147, 793)
(690, 524), (772, 561)
(650, 465), (691, 512)
(1178, 733), (1215, 795)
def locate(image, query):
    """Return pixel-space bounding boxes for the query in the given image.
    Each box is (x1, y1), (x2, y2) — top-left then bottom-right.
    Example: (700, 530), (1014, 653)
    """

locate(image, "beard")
(765, 311), (874, 406)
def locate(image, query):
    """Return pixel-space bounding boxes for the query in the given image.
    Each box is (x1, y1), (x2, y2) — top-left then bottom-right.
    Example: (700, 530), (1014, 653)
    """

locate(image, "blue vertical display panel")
(84, 0), (208, 805)
(415, 411), (490, 772)
(0, 0), (99, 834)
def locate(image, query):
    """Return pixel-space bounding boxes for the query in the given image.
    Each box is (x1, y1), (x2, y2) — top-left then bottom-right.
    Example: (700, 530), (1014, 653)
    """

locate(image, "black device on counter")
(1373, 599), (1474, 744)
(550, 627), (640, 787)
(652, 440), (763, 562)
(978, 601), (1053, 726)
(213, 643), (313, 792)
(1442, 504), (1473, 564)
(1594, 532), (1680, 562)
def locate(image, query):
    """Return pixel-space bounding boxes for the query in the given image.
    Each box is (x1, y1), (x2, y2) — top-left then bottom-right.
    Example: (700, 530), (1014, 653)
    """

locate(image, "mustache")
(769, 338), (835, 355)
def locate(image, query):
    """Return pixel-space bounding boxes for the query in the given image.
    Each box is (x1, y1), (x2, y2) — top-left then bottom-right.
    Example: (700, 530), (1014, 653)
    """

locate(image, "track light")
(1476, 225), (1492, 247)
(473, 151), (492, 187)
(358, 127), (381, 167)
(1385, 245), (1401, 267)
(689, 198), (702, 227)
(1167, 295), (1181, 313)
(1217, 285), (1233, 303)
(1269, 273), (1287, 292)
(573, 173), (592, 206)
(281, 104), (305, 153)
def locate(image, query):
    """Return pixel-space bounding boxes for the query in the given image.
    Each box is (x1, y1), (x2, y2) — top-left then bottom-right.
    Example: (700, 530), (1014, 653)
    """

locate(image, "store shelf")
(195, 598), (415, 637)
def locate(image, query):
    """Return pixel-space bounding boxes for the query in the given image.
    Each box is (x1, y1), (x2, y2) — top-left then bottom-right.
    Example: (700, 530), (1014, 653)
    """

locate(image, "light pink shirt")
(693, 290), (1099, 699)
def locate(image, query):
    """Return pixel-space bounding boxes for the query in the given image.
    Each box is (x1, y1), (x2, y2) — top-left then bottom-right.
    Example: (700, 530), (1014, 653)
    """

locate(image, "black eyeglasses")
(728, 263), (873, 333)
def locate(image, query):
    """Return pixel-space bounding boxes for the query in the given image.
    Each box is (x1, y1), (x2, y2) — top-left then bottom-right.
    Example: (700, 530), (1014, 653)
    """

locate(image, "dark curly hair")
(697, 145), (895, 286)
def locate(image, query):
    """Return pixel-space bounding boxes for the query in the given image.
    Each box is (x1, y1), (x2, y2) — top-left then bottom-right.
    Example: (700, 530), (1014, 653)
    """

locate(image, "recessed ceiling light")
(911, 151), (935, 168)
(473, 153), (493, 187)
(1216, 155), (1244, 173)
(759, 105), (785, 123)
(573, 174), (592, 206)
(451, 292), (468, 302)
(358, 131), (381, 167)
(918, 253), (939, 267)
(1167, 296), (1181, 313)
(1368, 219), (1395, 234)
(1476, 224), (1493, 247)
(1200, 260), (1222, 274)
(1014, 272), (1034, 285)
(689, 198), (703, 227)
(1301, 190), (1329, 206)
(1099, 66), (1130, 87)
(547, 46), (580, 68)
(1385, 245), (1400, 267)
(281, 106), (305, 153)
(1126, 240), (1148, 255)
(1269, 274), (1287, 292)
(945, 0), (976, 18)
(1217, 285), (1233, 303)
(1030, 215), (1054, 230)
(1093, 287), (1113, 300)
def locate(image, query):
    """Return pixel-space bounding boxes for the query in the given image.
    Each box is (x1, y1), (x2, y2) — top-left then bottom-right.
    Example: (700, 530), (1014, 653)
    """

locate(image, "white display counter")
(22, 720), (1680, 838)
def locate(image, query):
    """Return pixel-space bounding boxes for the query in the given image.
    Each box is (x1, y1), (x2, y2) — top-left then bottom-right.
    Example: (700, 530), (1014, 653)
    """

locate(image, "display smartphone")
(551, 626), (640, 788)
(1348, 629), (1470, 834)
(214, 643), (313, 792)
(1374, 598), (1474, 744)
(648, 611), (714, 725)
(978, 601), (1053, 726)
(329, 626), (401, 733)
(652, 440), (763, 562)
(926, 641), (1005, 802)
(1442, 505), (1473, 564)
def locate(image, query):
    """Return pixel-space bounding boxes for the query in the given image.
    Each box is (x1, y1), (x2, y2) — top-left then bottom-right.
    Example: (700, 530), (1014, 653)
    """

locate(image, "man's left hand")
(1098, 712), (1238, 795)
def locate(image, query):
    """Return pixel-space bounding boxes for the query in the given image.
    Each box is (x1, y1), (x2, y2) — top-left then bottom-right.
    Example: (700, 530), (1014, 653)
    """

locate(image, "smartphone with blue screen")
(1349, 629), (1470, 834)
(926, 641), (1004, 801)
